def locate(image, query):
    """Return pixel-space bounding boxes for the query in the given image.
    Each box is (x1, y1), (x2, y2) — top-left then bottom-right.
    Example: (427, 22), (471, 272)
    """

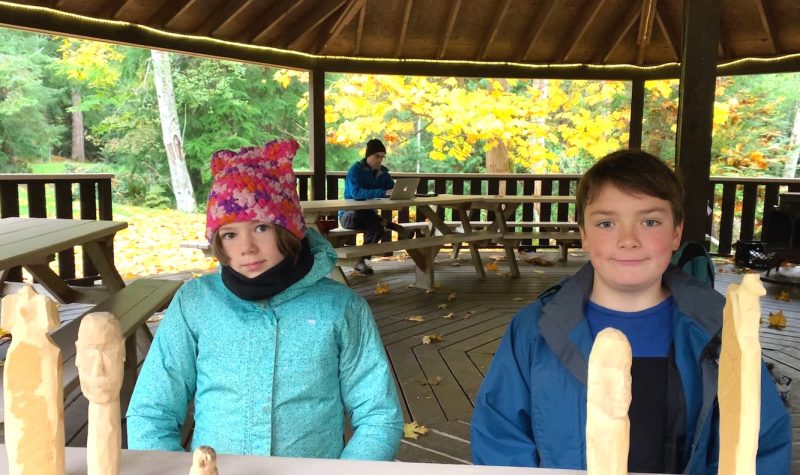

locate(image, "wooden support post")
(629, 79), (644, 149)
(675, 0), (720, 245)
(309, 69), (327, 201)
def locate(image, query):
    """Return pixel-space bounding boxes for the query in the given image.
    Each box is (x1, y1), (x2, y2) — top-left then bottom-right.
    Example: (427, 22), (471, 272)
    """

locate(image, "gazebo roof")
(1, 0), (799, 79)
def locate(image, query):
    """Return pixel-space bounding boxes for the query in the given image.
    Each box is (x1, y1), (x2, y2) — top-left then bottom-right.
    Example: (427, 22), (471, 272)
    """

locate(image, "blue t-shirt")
(585, 296), (674, 357)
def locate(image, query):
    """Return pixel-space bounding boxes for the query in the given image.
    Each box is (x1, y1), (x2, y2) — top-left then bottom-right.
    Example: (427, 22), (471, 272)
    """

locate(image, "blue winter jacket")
(344, 160), (394, 200)
(471, 263), (791, 474)
(127, 229), (404, 460)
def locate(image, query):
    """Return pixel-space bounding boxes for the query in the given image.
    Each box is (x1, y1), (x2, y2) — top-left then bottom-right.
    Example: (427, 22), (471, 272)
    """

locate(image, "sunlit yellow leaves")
(57, 39), (124, 88)
(375, 281), (390, 295)
(486, 261), (498, 271)
(777, 291), (791, 302)
(404, 421), (429, 439)
(422, 334), (444, 344)
(768, 310), (787, 330)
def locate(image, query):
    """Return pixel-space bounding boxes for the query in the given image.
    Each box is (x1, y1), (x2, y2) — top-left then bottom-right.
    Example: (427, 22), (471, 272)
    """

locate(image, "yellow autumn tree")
(275, 71), (630, 172)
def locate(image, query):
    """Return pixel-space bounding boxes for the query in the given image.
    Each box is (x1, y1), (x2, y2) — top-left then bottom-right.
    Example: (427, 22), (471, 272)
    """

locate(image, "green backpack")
(671, 241), (715, 287)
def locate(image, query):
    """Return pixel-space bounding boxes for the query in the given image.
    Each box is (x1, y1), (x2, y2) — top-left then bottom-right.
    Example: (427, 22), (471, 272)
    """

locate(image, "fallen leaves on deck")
(416, 376), (442, 386)
(448, 292), (457, 302)
(422, 334), (445, 344)
(442, 312), (455, 320)
(437, 303), (449, 309)
(407, 315), (425, 322)
(768, 311), (787, 330)
(512, 297), (523, 302)
(524, 256), (554, 266)
(404, 422), (429, 439)
(485, 261), (498, 271)
(777, 291), (791, 302)
(375, 281), (390, 295)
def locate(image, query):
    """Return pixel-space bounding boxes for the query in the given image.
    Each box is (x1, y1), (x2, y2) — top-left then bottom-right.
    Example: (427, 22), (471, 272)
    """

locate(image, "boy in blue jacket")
(339, 138), (409, 274)
(471, 149), (790, 474)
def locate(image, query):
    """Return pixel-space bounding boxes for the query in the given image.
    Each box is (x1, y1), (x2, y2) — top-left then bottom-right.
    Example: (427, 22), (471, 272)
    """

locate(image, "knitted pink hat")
(205, 139), (306, 242)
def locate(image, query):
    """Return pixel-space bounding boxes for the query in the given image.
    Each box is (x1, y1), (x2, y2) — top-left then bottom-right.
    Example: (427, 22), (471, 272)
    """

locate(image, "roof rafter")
(655, 1), (679, 61)
(317, 0), (365, 53)
(654, 7), (677, 60)
(283, 0), (350, 50)
(146, 0), (197, 29)
(438, 0), (461, 59)
(394, 0), (414, 57)
(478, 0), (512, 60)
(354, 2), (365, 55)
(557, 0), (606, 62)
(94, 0), (130, 19)
(515, 0), (558, 62)
(598, 1), (641, 63)
(636, 0), (657, 64)
(240, 0), (306, 44)
(197, 0), (257, 37)
(754, 0), (780, 54)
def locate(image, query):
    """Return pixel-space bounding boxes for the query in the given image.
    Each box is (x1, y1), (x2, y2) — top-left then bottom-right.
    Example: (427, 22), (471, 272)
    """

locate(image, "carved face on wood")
(76, 312), (125, 404)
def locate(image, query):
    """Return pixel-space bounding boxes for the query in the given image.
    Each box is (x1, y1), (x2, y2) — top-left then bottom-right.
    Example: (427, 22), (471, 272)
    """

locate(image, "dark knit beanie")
(365, 139), (386, 159)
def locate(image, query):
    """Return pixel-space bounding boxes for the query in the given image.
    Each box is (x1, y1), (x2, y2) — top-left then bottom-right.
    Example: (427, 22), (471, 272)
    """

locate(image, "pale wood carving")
(0, 286), (65, 475)
(718, 273), (765, 475)
(586, 327), (632, 475)
(76, 312), (125, 475)
(190, 446), (219, 475)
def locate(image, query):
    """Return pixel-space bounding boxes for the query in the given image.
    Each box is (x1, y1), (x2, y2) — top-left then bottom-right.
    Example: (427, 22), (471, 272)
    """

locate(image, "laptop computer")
(387, 177), (421, 200)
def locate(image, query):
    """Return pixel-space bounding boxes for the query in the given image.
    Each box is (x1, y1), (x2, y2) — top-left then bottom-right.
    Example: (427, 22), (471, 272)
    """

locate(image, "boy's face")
(580, 183), (682, 309)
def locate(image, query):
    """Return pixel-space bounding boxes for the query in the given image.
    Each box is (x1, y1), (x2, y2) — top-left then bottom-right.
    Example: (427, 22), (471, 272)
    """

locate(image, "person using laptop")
(339, 138), (411, 275)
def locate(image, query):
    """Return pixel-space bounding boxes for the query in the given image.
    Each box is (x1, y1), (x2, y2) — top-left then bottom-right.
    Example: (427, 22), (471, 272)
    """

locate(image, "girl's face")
(219, 221), (284, 278)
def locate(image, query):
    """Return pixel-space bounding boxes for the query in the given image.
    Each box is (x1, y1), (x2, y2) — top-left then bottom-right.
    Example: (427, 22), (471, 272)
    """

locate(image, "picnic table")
(0, 444), (657, 474)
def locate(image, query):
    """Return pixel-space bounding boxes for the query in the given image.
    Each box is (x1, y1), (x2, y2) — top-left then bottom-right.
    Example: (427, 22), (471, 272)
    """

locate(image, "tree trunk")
(784, 102), (800, 179)
(486, 139), (510, 195)
(70, 87), (85, 162)
(150, 49), (196, 213)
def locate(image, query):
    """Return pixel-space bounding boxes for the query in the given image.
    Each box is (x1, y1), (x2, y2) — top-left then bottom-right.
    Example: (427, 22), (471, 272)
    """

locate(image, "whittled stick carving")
(1, 286), (65, 475)
(190, 446), (219, 475)
(718, 273), (766, 475)
(76, 312), (125, 475)
(586, 327), (632, 475)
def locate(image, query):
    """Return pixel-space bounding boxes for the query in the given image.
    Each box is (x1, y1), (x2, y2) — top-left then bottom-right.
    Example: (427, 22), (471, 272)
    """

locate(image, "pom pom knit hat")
(205, 139), (306, 242)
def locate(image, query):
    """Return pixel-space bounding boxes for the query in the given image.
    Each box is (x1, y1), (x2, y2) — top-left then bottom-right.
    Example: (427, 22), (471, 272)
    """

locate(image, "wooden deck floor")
(1, 250), (798, 471)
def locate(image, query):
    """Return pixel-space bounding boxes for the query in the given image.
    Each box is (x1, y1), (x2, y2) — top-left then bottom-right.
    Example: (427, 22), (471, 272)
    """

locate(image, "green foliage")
(0, 30), (64, 169)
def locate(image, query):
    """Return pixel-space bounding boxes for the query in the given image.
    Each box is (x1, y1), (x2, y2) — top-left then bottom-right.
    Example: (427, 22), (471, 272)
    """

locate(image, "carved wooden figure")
(718, 273), (766, 475)
(190, 446), (219, 475)
(586, 327), (632, 475)
(76, 312), (125, 475)
(0, 286), (65, 475)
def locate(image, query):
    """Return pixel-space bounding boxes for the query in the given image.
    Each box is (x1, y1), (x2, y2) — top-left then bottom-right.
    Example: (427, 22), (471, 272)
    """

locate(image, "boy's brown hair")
(576, 149), (684, 227)
(211, 224), (303, 266)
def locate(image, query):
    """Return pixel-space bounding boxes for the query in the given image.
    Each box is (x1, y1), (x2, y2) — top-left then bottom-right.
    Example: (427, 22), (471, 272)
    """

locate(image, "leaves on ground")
(407, 315), (425, 322)
(768, 311), (787, 329)
(404, 421), (429, 439)
(450, 261), (462, 266)
(425, 288), (435, 294)
(442, 312), (455, 320)
(375, 281), (390, 295)
(777, 290), (791, 302)
(448, 292), (457, 302)
(437, 303), (449, 309)
(525, 256), (554, 266)
(416, 376), (442, 386)
(422, 334), (445, 344)
(497, 271), (512, 277)
(485, 261), (498, 271)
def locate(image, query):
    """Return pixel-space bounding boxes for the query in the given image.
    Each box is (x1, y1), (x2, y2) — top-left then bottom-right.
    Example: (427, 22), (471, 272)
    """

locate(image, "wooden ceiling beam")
(146, 0), (197, 29)
(394, 0), (414, 57)
(317, 0), (365, 54)
(94, 0), (130, 19)
(354, 2), (365, 55)
(240, 0), (306, 44)
(197, 0), (257, 37)
(598, 1), (641, 64)
(478, 0), (511, 60)
(283, 0), (350, 50)
(753, 0), (780, 54)
(557, 0), (606, 62)
(655, 1), (679, 61)
(438, 0), (461, 59)
(515, 0), (558, 62)
(636, 0), (657, 64)
(654, 8), (677, 61)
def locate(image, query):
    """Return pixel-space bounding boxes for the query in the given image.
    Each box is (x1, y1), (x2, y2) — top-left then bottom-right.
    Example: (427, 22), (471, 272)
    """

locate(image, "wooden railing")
(0, 173), (115, 281)
(296, 171), (800, 255)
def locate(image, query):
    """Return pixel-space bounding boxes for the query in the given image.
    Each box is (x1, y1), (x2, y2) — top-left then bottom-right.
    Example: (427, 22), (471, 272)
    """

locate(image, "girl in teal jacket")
(127, 139), (403, 459)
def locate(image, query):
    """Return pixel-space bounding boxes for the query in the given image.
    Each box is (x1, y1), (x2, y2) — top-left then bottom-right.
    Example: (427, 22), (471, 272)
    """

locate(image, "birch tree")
(151, 49), (196, 213)
(784, 102), (800, 179)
